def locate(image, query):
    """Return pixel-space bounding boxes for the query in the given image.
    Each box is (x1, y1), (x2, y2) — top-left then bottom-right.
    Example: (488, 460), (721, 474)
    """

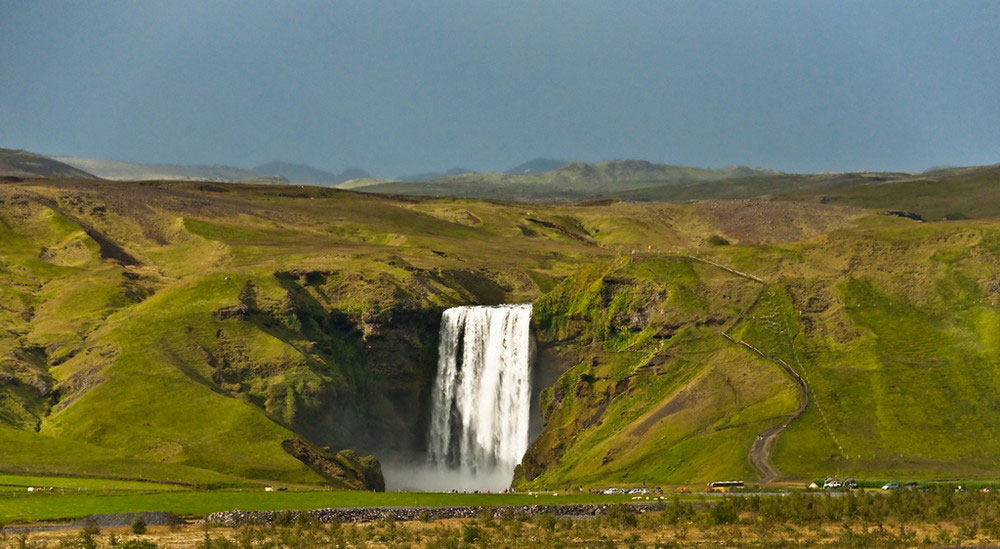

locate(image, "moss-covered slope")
(521, 220), (1000, 487)
(0, 178), (763, 486)
(0, 180), (605, 487)
(2, 175), (999, 488)
(520, 255), (798, 487)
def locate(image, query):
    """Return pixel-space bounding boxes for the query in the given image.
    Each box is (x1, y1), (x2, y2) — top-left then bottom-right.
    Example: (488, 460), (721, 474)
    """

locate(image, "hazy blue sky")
(1, 1), (997, 177)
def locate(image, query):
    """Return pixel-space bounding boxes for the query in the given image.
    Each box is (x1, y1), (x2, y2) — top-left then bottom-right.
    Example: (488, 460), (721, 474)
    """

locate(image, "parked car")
(844, 478), (859, 490)
(881, 482), (900, 491)
(823, 478), (843, 490)
(603, 487), (622, 495)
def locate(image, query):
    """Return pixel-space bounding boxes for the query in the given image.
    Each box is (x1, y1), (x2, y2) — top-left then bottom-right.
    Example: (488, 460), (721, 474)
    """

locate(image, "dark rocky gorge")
(207, 267), (552, 492)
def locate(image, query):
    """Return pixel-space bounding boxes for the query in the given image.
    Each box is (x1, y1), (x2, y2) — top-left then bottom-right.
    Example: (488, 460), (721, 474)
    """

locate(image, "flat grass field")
(0, 474), (187, 492)
(0, 474), (647, 522)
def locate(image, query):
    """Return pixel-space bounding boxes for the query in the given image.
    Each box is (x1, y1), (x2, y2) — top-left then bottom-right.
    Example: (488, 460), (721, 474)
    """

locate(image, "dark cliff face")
(212, 276), (443, 457)
(526, 339), (568, 459)
(210, 265), (542, 467)
(356, 307), (441, 452)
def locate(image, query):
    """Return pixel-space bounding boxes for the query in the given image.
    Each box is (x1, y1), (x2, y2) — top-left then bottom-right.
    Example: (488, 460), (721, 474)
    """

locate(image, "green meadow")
(0, 475), (643, 523)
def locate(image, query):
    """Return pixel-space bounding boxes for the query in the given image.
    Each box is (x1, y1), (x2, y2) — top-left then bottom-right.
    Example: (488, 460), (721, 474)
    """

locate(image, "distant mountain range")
(395, 159), (567, 181)
(0, 148), (97, 179)
(506, 158), (566, 174)
(2, 151), (778, 195)
(356, 159), (786, 199)
(396, 167), (474, 182)
(5, 148), (997, 209)
(253, 162), (370, 185)
(54, 156), (264, 182)
(46, 156), (369, 185)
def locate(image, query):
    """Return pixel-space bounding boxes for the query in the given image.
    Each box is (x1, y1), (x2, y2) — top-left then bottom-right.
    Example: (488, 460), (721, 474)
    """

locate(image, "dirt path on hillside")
(749, 374), (808, 483)
(640, 253), (810, 483)
(728, 336), (809, 483)
(688, 254), (810, 484)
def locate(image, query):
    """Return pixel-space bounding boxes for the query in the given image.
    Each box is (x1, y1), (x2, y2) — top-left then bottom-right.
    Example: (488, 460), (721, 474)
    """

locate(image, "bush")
(131, 516), (147, 535)
(477, 508), (496, 527)
(81, 518), (101, 537)
(76, 530), (99, 549)
(427, 528), (461, 548)
(535, 513), (557, 531)
(118, 541), (158, 549)
(273, 511), (295, 527)
(294, 512), (319, 530)
(705, 500), (739, 525)
(603, 505), (638, 529)
(462, 524), (485, 543)
(195, 532), (238, 549)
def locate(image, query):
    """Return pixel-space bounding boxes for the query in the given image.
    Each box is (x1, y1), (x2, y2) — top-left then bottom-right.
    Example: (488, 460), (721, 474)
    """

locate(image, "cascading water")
(425, 304), (533, 490)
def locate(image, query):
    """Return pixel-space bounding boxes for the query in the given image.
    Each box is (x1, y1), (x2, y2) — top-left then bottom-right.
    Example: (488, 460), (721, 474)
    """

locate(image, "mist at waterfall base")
(383, 304), (534, 492)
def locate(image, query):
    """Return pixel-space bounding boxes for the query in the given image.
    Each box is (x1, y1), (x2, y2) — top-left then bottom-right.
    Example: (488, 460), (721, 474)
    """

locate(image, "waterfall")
(427, 304), (533, 488)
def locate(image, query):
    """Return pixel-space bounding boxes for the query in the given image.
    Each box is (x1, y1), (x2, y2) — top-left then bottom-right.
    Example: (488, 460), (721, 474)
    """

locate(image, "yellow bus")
(706, 480), (745, 493)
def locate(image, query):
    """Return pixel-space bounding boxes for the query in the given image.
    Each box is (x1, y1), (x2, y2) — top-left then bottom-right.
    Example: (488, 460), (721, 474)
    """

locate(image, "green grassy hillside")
(730, 221), (1000, 480)
(519, 255), (799, 488)
(619, 172), (912, 202)
(360, 160), (999, 208)
(2, 178), (798, 487)
(520, 217), (1000, 487)
(2, 175), (999, 490)
(780, 164), (1000, 220)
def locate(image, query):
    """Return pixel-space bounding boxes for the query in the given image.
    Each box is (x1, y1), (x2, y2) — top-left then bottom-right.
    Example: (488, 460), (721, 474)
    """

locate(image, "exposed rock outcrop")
(282, 439), (385, 492)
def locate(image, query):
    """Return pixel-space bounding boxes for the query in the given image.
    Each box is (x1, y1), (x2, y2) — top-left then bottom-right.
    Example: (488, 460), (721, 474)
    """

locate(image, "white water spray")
(425, 304), (533, 490)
